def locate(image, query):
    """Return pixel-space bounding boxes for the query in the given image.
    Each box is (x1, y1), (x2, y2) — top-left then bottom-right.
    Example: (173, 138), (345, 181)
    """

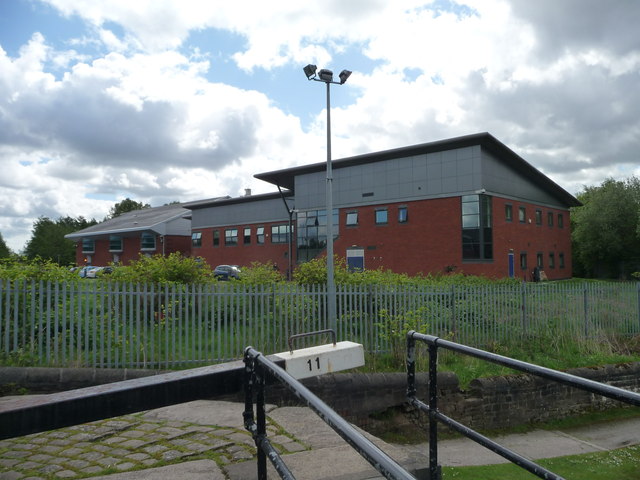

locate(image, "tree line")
(2, 181), (640, 280)
(0, 198), (150, 264)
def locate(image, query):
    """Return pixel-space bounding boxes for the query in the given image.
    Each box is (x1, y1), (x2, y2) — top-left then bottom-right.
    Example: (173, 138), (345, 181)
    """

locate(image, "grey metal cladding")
(294, 145), (483, 209)
(191, 197), (287, 229)
(481, 151), (559, 205)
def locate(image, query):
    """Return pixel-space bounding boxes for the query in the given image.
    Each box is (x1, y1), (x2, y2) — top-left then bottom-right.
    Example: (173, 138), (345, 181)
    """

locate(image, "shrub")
(109, 253), (213, 284)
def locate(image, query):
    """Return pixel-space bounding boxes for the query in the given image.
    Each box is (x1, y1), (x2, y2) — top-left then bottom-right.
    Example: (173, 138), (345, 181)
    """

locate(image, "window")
(82, 238), (95, 253)
(243, 227), (251, 244)
(271, 224), (291, 243)
(191, 232), (202, 247)
(141, 233), (156, 250)
(520, 252), (527, 270)
(346, 212), (358, 226)
(462, 195), (493, 261)
(225, 228), (238, 246)
(549, 252), (555, 268)
(257, 227), (265, 244)
(558, 213), (564, 228)
(398, 206), (408, 223)
(213, 230), (220, 247)
(518, 206), (526, 223)
(109, 235), (122, 252)
(375, 209), (388, 225)
(536, 252), (543, 268)
(547, 212), (554, 227)
(535, 209), (542, 225)
(296, 209), (339, 263)
(505, 204), (513, 222)
(559, 252), (565, 268)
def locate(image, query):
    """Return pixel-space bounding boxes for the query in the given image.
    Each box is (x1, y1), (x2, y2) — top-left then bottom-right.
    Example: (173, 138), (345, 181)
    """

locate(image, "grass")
(442, 445), (640, 479)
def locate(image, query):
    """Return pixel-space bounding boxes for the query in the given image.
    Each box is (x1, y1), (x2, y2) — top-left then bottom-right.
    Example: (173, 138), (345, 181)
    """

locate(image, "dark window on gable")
(559, 252), (565, 268)
(549, 252), (555, 268)
(547, 212), (554, 227)
(519, 206), (526, 223)
(213, 229), (220, 247)
(537, 252), (543, 268)
(558, 213), (564, 228)
(243, 227), (251, 244)
(505, 204), (513, 222)
(535, 209), (542, 225)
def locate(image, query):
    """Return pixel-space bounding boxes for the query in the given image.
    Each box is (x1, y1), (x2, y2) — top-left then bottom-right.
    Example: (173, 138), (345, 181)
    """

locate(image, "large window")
(225, 228), (238, 246)
(191, 232), (202, 247)
(535, 209), (542, 225)
(462, 195), (492, 261)
(518, 206), (526, 223)
(558, 213), (564, 228)
(82, 238), (95, 253)
(271, 224), (291, 244)
(141, 233), (156, 250)
(296, 209), (338, 263)
(109, 235), (123, 252)
(547, 212), (554, 227)
(213, 230), (220, 247)
(375, 209), (388, 225)
(256, 227), (265, 244)
(243, 227), (251, 244)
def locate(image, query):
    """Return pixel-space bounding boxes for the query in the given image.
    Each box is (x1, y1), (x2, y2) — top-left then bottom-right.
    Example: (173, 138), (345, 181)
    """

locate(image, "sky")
(1, 0), (639, 253)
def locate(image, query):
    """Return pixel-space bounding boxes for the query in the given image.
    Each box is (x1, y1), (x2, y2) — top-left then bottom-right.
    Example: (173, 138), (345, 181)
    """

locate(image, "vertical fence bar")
(428, 341), (439, 480)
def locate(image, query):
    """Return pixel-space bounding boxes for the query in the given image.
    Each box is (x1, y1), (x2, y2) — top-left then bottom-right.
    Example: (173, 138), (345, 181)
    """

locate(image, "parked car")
(80, 266), (113, 278)
(213, 265), (241, 280)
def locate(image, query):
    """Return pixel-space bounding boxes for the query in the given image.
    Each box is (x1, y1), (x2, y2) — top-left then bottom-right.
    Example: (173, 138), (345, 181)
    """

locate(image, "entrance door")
(346, 248), (365, 272)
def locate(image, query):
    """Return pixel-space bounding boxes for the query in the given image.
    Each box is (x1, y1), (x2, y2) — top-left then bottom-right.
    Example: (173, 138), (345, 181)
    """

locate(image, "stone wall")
(2, 362), (639, 431)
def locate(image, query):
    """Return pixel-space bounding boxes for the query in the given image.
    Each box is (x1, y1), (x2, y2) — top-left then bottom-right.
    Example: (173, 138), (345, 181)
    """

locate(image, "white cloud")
(1, 0), (639, 252)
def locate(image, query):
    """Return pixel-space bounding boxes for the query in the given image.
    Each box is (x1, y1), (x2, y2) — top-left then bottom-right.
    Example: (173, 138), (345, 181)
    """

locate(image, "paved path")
(0, 396), (638, 479)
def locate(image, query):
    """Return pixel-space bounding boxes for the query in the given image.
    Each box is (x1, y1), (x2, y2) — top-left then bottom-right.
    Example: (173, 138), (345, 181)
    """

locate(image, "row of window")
(345, 206), (408, 226)
(505, 204), (564, 228)
(192, 225), (292, 248)
(82, 234), (156, 253)
(520, 251), (566, 270)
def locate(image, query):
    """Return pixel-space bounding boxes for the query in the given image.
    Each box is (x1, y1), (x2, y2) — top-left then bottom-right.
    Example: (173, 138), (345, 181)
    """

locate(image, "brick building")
(66, 204), (192, 266)
(185, 133), (580, 280)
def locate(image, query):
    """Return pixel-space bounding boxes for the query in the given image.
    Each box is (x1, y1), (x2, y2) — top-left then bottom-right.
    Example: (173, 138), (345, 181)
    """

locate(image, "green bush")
(237, 261), (286, 285)
(109, 253), (213, 284)
(0, 256), (77, 281)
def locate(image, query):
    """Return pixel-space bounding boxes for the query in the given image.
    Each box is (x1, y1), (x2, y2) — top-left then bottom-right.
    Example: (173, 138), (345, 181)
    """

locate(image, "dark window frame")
(505, 204), (513, 222)
(375, 208), (388, 225)
(213, 229), (220, 247)
(518, 206), (526, 223)
(243, 227), (251, 245)
(140, 233), (156, 250)
(109, 235), (123, 252)
(225, 228), (238, 246)
(398, 206), (408, 223)
(346, 211), (358, 226)
(191, 232), (202, 248)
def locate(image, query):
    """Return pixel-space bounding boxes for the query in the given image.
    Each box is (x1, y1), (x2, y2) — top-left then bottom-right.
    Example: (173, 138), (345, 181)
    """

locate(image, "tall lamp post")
(303, 64), (351, 333)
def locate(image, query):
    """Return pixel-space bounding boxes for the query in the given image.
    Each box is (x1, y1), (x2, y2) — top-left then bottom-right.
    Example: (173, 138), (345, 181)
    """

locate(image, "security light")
(338, 70), (352, 84)
(303, 64), (317, 80)
(318, 69), (333, 82)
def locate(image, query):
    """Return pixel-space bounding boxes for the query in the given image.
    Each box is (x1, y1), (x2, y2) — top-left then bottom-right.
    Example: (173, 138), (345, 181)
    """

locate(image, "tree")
(571, 177), (640, 278)
(24, 216), (97, 265)
(108, 198), (150, 219)
(0, 232), (11, 258)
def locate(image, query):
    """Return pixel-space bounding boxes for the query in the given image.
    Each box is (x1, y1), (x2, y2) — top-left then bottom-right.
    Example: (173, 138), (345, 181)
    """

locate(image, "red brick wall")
(191, 223), (290, 270)
(74, 234), (191, 266)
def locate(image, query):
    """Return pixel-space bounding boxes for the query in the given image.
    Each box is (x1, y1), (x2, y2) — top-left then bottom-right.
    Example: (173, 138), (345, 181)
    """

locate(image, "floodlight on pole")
(303, 63), (351, 334)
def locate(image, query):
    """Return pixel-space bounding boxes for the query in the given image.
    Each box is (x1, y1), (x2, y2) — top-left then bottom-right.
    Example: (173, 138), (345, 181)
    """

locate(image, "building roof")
(254, 132), (581, 208)
(65, 204), (191, 239)
(182, 191), (292, 210)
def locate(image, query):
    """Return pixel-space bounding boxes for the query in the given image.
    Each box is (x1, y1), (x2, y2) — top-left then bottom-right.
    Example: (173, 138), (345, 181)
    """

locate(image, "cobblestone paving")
(0, 413), (308, 480)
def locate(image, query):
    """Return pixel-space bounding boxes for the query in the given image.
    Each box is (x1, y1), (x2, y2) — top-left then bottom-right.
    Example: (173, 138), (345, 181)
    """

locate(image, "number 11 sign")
(273, 341), (365, 380)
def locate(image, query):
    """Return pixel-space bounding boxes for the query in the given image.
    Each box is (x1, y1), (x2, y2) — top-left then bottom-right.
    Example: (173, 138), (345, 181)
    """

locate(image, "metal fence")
(1, 279), (639, 369)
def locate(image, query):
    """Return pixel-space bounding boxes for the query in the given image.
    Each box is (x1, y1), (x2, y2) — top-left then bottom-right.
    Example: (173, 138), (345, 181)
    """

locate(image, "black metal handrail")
(243, 346), (416, 480)
(407, 330), (640, 480)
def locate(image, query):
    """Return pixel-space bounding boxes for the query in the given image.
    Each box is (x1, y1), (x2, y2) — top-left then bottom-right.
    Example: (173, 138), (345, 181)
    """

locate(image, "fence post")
(428, 341), (441, 480)
(583, 284), (589, 338)
(521, 281), (527, 337)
